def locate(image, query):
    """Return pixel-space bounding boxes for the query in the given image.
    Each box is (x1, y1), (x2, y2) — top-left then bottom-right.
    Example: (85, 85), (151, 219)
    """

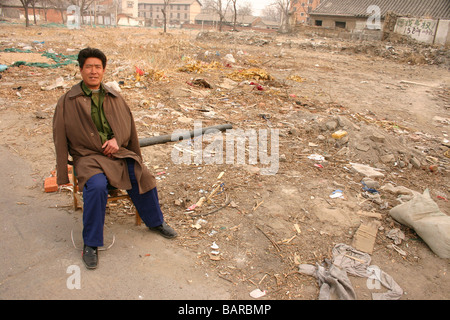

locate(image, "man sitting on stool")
(53, 47), (177, 269)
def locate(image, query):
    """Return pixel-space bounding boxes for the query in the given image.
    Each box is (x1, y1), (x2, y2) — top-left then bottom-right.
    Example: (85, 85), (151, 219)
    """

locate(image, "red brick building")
(291, 0), (321, 24)
(0, 0), (116, 25)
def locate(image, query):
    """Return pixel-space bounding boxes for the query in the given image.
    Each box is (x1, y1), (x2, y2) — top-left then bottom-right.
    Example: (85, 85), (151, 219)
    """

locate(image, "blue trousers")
(82, 159), (164, 247)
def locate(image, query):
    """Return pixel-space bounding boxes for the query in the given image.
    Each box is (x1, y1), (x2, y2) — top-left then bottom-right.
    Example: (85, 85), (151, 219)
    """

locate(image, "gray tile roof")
(310, 0), (450, 19)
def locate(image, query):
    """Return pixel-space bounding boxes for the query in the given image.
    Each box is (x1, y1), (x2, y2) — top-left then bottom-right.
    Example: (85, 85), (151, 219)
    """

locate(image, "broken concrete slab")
(350, 162), (385, 178)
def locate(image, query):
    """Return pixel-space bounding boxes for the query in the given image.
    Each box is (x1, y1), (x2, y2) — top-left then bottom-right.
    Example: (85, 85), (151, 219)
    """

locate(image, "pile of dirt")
(197, 30), (450, 68)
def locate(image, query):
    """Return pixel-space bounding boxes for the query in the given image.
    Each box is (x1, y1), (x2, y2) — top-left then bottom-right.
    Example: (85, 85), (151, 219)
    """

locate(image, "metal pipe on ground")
(139, 124), (233, 148)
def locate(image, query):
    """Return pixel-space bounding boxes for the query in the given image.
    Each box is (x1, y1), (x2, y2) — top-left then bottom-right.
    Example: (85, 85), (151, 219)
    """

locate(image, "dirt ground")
(0, 23), (449, 301)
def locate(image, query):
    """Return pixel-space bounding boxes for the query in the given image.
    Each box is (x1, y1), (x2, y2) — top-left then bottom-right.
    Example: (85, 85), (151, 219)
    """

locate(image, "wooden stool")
(72, 173), (141, 226)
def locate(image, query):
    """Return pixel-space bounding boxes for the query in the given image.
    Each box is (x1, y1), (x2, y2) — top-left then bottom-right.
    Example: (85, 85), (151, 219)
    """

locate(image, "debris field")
(0, 24), (449, 300)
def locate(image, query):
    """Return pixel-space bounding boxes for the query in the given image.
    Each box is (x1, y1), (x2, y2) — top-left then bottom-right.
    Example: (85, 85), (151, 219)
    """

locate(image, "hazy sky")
(249, 0), (276, 15)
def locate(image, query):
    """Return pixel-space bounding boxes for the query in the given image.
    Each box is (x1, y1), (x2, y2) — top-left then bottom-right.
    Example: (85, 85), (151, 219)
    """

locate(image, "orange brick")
(44, 176), (58, 193)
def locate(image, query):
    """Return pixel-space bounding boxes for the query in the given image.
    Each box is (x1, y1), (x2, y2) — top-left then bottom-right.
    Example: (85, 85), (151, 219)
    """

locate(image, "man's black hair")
(77, 47), (107, 69)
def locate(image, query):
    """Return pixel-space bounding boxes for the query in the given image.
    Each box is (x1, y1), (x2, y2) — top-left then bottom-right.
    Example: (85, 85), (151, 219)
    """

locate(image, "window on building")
(335, 21), (346, 28)
(127, 1), (133, 8)
(315, 20), (322, 26)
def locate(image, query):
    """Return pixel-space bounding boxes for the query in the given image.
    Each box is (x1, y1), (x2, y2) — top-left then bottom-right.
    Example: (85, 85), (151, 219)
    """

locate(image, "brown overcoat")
(53, 82), (156, 194)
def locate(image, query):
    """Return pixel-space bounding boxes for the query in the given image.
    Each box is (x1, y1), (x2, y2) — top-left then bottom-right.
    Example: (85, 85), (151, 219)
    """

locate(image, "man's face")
(80, 57), (105, 90)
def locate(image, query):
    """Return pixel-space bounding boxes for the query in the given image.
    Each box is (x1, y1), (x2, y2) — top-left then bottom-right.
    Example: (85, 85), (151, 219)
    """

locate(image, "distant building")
(0, 0), (119, 26)
(120, 0), (138, 18)
(309, 0), (450, 31)
(194, 12), (262, 28)
(291, 0), (321, 25)
(253, 18), (280, 30)
(138, 0), (202, 26)
(0, 0), (63, 23)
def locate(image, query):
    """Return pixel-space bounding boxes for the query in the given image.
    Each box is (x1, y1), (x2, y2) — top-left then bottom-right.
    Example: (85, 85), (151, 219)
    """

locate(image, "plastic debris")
(249, 288), (267, 299)
(332, 130), (348, 139)
(307, 154), (325, 161)
(223, 53), (236, 64)
(211, 242), (219, 250)
(330, 189), (344, 199)
(41, 76), (66, 91)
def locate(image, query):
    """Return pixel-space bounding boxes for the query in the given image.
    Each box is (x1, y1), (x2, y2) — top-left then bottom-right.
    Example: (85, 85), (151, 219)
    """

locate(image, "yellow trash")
(332, 130), (348, 139)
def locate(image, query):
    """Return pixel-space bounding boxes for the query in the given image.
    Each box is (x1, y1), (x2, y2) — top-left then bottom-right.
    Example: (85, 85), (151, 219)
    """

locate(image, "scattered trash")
(299, 244), (403, 300)
(227, 68), (274, 82)
(105, 80), (121, 92)
(223, 53), (236, 64)
(190, 78), (212, 89)
(352, 221), (381, 254)
(330, 189), (344, 199)
(388, 244), (407, 256)
(211, 242), (219, 250)
(178, 59), (222, 74)
(361, 180), (379, 194)
(249, 82), (264, 91)
(0, 64), (8, 72)
(3, 27), (448, 300)
(332, 130), (348, 139)
(307, 154), (325, 161)
(209, 242), (222, 261)
(191, 218), (207, 229)
(385, 228), (405, 245)
(135, 65), (144, 76)
(249, 288), (267, 299)
(287, 75), (305, 83)
(41, 76), (66, 91)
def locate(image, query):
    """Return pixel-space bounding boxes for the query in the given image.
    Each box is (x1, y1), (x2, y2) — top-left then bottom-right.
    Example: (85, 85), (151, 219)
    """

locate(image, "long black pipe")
(139, 124), (233, 148)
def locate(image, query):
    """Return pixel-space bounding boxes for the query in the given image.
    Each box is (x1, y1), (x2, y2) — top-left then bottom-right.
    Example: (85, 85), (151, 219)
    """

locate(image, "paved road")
(0, 145), (231, 300)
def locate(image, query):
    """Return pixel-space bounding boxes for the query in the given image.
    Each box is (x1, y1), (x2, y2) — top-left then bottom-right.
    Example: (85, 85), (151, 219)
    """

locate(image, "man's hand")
(102, 137), (119, 158)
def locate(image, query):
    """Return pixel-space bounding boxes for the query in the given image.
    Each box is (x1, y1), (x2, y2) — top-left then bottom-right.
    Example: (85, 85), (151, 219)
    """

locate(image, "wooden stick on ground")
(256, 225), (281, 252)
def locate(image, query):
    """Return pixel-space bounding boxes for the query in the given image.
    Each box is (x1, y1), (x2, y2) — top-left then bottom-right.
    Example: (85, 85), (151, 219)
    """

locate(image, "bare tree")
(161, 0), (174, 33)
(200, 0), (216, 13)
(40, 0), (53, 22)
(48, 0), (72, 24)
(237, 1), (252, 16)
(19, 0), (32, 27)
(230, 0), (237, 31)
(229, 0), (253, 31)
(261, 3), (281, 22)
(274, 0), (293, 33)
(30, 0), (37, 24)
(207, 0), (231, 32)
